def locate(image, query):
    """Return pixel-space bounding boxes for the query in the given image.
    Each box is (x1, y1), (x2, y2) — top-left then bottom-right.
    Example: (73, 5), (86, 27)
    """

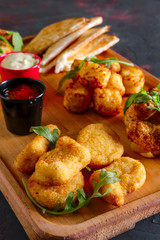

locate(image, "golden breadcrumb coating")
(13, 124), (60, 173)
(77, 123), (124, 169)
(124, 102), (160, 155)
(90, 157), (146, 206)
(0, 41), (12, 55)
(63, 81), (92, 113)
(78, 61), (111, 88)
(93, 88), (123, 116)
(110, 62), (121, 73)
(29, 171), (84, 209)
(120, 66), (145, 95)
(107, 72), (125, 96)
(34, 136), (91, 186)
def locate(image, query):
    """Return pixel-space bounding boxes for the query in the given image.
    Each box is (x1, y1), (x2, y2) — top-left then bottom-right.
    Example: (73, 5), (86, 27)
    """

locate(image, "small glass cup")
(0, 52), (41, 82)
(0, 78), (46, 135)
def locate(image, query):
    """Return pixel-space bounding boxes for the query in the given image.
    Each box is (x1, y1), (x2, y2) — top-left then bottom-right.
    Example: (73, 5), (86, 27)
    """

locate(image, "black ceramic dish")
(0, 78), (46, 135)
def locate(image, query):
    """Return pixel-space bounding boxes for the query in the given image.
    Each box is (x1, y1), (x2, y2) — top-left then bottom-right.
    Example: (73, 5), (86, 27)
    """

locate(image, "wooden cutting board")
(0, 39), (160, 240)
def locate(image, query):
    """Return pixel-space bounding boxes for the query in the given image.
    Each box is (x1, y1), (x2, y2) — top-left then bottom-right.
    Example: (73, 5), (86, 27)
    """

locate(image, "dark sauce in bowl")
(2, 83), (41, 100)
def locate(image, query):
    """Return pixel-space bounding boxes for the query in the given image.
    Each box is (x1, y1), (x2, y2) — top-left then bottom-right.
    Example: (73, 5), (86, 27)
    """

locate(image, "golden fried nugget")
(90, 157), (146, 206)
(78, 61), (111, 88)
(107, 72), (125, 96)
(124, 102), (160, 155)
(93, 88), (123, 116)
(120, 66), (145, 95)
(34, 136), (91, 186)
(110, 62), (121, 72)
(63, 81), (92, 113)
(13, 124), (60, 173)
(77, 123), (124, 169)
(0, 41), (12, 55)
(29, 171), (84, 210)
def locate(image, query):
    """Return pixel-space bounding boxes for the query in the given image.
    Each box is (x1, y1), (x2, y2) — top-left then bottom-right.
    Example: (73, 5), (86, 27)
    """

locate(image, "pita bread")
(41, 16), (103, 66)
(23, 17), (87, 54)
(40, 26), (110, 73)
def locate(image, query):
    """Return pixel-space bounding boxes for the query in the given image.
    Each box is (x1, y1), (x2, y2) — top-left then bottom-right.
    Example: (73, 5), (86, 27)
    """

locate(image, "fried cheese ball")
(90, 157), (146, 206)
(13, 124), (60, 173)
(78, 61), (111, 88)
(63, 81), (92, 113)
(107, 72), (125, 96)
(29, 171), (84, 209)
(34, 136), (91, 186)
(93, 88), (123, 116)
(120, 66), (145, 95)
(124, 102), (160, 155)
(110, 61), (121, 73)
(77, 123), (124, 169)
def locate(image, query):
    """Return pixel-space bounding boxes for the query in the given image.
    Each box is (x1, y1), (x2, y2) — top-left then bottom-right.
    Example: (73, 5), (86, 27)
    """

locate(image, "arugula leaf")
(22, 168), (120, 215)
(0, 35), (14, 50)
(58, 56), (134, 91)
(6, 30), (23, 51)
(29, 126), (59, 149)
(0, 48), (3, 53)
(123, 85), (160, 113)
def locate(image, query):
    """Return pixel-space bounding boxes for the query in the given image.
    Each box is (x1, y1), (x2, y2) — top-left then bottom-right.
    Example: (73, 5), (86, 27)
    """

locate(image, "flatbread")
(23, 17), (87, 54)
(41, 16), (103, 66)
(40, 34), (119, 73)
(40, 26), (110, 73)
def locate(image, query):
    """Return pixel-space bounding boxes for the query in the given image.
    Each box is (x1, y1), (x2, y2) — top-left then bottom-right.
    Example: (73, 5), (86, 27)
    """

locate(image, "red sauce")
(3, 84), (40, 100)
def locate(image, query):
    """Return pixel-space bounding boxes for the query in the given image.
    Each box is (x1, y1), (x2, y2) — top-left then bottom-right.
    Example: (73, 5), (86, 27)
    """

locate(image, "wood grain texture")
(0, 41), (160, 239)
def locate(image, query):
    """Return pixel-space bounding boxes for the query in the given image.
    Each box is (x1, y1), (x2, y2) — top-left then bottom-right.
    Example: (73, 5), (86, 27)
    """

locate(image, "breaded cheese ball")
(107, 72), (125, 96)
(29, 171), (84, 210)
(120, 66), (145, 95)
(63, 81), (92, 113)
(78, 61), (111, 88)
(77, 123), (124, 169)
(93, 88), (123, 116)
(13, 124), (60, 173)
(34, 136), (91, 186)
(110, 61), (121, 73)
(90, 157), (146, 206)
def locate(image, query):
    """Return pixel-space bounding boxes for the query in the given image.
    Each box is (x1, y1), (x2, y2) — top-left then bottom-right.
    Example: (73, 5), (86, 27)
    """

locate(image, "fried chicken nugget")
(63, 81), (92, 113)
(107, 72), (125, 96)
(13, 124), (60, 173)
(77, 123), (124, 169)
(78, 61), (111, 88)
(29, 171), (84, 210)
(34, 136), (91, 186)
(120, 66), (145, 95)
(93, 88), (123, 116)
(90, 157), (146, 206)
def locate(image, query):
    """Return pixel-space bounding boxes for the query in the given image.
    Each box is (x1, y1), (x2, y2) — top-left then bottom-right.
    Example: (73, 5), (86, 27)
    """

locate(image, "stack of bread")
(23, 16), (119, 73)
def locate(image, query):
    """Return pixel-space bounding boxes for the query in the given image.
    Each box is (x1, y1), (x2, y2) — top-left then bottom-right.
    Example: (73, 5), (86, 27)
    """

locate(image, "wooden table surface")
(1, 0), (160, 240)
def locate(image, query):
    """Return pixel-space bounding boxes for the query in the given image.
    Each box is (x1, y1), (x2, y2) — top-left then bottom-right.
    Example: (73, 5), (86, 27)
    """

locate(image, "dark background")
(0, 0), (160, 239)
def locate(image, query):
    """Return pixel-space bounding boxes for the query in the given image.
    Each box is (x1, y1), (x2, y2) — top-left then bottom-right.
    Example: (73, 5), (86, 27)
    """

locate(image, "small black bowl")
(0, 78), (46, 135)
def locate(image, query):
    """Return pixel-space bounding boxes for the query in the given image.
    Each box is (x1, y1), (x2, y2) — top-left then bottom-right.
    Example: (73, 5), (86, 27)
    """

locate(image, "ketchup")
(3, 84), (40, 100)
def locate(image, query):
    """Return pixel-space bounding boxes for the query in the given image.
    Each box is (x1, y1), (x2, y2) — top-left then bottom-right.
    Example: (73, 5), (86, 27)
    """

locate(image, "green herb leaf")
(22, 169), (120, 215)
(123, 85), (160, 113)
(6, 30), (23, 51)
(29, 126), (59, 149)
(86, 166), (92, 171)
(58, 56), (134, 90)
(0, 48), (3, 53)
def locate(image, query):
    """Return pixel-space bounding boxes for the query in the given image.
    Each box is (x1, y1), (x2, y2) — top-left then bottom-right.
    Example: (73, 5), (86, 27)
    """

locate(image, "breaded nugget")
(93, 88), (123, 116)
(110, 62), (121, 73)
(77, 123), (124, 169)
(29, 171), (84, 209)
(124, 102), (160, 155)
(78, 61), (111, 88)
(107, 72), (125, 96)
(0, 41), (12, 55)
(90, 157), (146, 206)
(34, 136), (91, 186)
(120, 66), (145, 95)
(63, 81), (92, 113)
(13, 124), (60, 173)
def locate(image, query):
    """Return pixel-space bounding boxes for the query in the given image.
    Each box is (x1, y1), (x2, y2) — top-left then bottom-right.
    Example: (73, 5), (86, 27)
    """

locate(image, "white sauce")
(1, 52), (39, 70)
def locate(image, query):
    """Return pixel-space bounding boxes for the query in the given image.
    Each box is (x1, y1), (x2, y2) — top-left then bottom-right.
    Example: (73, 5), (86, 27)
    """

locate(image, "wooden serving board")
(0, 40), (160, 239)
